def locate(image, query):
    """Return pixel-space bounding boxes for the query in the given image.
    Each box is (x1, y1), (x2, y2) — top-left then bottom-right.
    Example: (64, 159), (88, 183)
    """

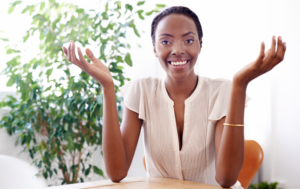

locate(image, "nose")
(171, 42), (185, 55)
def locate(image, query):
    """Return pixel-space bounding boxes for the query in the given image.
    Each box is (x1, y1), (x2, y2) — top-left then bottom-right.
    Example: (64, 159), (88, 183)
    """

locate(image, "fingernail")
(279, 36), (282, 41)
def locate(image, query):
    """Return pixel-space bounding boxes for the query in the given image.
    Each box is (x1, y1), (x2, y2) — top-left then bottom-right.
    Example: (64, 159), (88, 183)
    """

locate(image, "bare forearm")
(102, 85), (128, 181)
(216, 82), (247, 186)
(215, 36), (286, 188)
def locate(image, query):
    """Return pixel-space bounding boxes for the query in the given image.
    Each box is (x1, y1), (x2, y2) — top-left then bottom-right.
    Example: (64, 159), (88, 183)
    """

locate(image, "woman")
(62, 6), (286, 188)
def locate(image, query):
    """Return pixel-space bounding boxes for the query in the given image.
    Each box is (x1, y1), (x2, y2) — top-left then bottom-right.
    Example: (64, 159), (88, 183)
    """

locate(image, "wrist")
(232, 78), (248, 90)
(231, 81), (248, 95)
(103, 83), (115, 94)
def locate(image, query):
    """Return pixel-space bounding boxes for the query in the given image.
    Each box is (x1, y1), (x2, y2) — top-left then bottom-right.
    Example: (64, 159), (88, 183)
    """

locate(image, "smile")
(167, 60), (190, 66)
(171, 61), (187, 66)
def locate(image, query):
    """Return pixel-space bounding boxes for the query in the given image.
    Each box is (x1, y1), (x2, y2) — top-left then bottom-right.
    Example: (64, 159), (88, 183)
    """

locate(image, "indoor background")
(0, 0), (299, 188)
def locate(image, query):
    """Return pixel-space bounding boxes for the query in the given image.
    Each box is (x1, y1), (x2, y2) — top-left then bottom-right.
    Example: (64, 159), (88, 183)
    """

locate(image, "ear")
(198, 40), (202, 54)
(153, 45), (158, 57)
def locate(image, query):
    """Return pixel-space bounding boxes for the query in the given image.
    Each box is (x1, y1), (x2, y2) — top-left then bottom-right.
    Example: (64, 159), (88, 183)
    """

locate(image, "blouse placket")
(161, 77), (202, 180)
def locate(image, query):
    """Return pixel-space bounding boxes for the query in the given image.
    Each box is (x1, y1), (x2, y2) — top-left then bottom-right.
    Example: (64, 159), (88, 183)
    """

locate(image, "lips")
(167, 59), (190, 70)
(167, 58), (190, 64)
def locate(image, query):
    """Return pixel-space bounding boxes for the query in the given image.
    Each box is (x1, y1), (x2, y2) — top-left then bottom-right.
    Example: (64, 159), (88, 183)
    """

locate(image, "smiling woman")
(153, 14), (200, 84)
(63, 5), (286, 189)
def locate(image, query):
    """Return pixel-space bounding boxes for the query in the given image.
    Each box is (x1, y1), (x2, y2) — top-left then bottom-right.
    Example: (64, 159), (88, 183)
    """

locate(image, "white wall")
(1, 0), (300, 188)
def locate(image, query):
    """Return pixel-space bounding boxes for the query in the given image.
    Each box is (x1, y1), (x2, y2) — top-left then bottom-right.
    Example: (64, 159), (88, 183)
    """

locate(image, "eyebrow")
(158, 32), (196, 38)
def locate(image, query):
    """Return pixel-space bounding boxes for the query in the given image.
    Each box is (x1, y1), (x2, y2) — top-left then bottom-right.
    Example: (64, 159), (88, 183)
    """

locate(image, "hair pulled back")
(151, 6), (203, 47)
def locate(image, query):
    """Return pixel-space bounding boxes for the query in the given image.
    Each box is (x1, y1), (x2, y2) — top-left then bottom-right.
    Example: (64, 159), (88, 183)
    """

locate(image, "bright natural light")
(1, 0), (300, 188)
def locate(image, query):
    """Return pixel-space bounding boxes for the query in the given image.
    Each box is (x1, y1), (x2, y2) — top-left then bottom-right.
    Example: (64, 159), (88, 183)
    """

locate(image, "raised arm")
(62, 41), (143, 182)
(214, 36), (286, 188)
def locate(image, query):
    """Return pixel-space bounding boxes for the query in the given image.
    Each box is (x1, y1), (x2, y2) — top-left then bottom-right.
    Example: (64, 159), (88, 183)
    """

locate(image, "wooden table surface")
(44, 177), (231, 189)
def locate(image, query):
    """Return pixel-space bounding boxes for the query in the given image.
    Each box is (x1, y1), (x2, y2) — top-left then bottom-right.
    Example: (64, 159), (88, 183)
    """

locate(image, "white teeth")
(170, 61), (187, 66)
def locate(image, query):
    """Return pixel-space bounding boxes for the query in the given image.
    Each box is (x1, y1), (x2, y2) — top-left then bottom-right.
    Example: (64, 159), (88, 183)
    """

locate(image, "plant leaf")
(6, 77), (16, 87)
(137, 1), (145, 6)
(156, 4), (166, 8)
(137, 10), (144, 20)
(93, 165), (104, 176)
(8, 6), (15, 14)
(8, 1), (22, 14)
(125, 4), (133, 12)
(68, 137), (74, 154)
(46, 68), (53, 80)
(124, 53), (132, 66)
(0, 38), (9, 42)
(40, 2), (45, 11)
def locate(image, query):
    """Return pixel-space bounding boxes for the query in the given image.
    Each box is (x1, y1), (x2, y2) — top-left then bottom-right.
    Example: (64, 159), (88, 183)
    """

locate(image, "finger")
(68, 42), (72, 62)
(77, 47), (89, 71)
(257, 42), (265, 62)
(62, 46), (68, 56)
(85, 48), (98, 63)
(252, 42), (265, 70)
(262, 36), (276, 69)
(275, 36), (284, 60)
(270, 41), (287, 70)
(272, 36), (284, 65)
(70, 41), (78, 63)
(282, 42), (287, 59)
(269, 36), (276, 59)
(80, 48), (102, 78)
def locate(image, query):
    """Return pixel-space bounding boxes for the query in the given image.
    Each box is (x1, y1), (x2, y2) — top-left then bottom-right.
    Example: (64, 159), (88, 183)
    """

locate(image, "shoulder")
(120, 77), (160, 96)
(200, 76), (232, 95)
(124, 77), (160, 89)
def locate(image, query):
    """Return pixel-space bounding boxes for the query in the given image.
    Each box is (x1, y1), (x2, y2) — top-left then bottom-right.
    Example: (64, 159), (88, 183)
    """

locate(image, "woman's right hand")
(62, 41), (114, 89)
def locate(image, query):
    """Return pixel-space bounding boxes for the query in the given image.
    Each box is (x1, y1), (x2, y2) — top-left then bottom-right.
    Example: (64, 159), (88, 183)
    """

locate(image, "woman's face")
(154, 14), (201, 81)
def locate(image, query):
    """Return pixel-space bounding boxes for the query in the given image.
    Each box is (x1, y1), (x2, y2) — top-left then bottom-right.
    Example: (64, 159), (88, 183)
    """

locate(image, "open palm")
(233, 36), (287, 86)
(62, 41), (113, 89)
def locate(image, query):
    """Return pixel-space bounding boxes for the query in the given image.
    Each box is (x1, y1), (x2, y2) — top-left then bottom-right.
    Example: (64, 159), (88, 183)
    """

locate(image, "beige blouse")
(120, 76), (249, 189)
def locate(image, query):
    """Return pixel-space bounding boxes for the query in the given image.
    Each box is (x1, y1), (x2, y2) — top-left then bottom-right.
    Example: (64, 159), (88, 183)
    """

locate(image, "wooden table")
(44, 177), (230, 189)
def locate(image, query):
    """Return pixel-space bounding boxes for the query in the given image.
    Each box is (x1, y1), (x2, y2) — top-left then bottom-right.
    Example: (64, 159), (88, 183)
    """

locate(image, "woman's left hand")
(233, 36), (286, 86)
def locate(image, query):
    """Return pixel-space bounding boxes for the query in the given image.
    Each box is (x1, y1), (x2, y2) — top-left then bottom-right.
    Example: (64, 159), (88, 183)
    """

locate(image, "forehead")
(155, 14), (198, 37)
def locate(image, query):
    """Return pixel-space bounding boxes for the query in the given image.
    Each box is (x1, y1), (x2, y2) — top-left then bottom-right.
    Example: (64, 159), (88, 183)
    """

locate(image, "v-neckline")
(161, 76), (201, 152)
(161, 76), (201, 106)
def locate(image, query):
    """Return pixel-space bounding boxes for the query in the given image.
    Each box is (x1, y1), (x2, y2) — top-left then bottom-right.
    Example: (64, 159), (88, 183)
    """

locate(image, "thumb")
(85, 48), (97, 62)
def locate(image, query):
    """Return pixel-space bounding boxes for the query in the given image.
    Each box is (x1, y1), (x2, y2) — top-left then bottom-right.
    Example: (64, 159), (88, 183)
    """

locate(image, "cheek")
(189, 45), (201, 59)
(156, 46), (169, 61)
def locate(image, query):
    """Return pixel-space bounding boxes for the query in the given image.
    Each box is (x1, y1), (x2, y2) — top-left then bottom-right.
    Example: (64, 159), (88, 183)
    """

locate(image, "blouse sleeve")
(208, 79), (250, 122)
(119, 79), (146, 121)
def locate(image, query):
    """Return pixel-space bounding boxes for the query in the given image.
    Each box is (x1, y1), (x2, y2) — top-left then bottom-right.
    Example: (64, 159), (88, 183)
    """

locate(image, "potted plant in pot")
(0, 0), (165, 185)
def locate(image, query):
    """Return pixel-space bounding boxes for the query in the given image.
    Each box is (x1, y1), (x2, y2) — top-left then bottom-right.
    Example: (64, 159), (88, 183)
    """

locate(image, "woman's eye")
(186, 39), (194, 44)
(161, 41), (170, 45)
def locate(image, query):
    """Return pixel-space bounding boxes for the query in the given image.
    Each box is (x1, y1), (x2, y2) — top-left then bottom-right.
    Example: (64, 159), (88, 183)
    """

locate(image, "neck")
(164, 71), (198, 101)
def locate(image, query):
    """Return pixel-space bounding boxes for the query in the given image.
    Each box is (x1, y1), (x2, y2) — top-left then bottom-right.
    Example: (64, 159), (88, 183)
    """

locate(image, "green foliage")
(250, 181), (281, 189)
(0, 0), (165, 185)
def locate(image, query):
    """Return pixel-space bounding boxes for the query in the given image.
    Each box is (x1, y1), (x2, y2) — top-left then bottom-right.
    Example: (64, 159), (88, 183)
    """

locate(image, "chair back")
(142, 140), (263, 189)
(0, 154), (48, 189)
(238, 140), (264, 189)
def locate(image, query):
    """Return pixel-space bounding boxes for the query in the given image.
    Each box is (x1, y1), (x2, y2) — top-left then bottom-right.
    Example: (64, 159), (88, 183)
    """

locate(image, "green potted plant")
(0, 0), (165, 185)
(249, 181), (281, 189)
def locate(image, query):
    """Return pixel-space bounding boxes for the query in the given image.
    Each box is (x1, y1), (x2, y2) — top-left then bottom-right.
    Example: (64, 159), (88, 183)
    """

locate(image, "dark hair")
(151, 6), (203, 47)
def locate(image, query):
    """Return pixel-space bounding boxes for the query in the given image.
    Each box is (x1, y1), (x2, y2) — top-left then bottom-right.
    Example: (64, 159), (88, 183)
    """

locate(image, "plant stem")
(73, 150), (82, 183)
(59, 149), (69, 183)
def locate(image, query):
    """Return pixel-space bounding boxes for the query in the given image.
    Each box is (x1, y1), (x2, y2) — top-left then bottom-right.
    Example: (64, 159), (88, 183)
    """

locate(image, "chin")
(168, 70), (193, 82)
